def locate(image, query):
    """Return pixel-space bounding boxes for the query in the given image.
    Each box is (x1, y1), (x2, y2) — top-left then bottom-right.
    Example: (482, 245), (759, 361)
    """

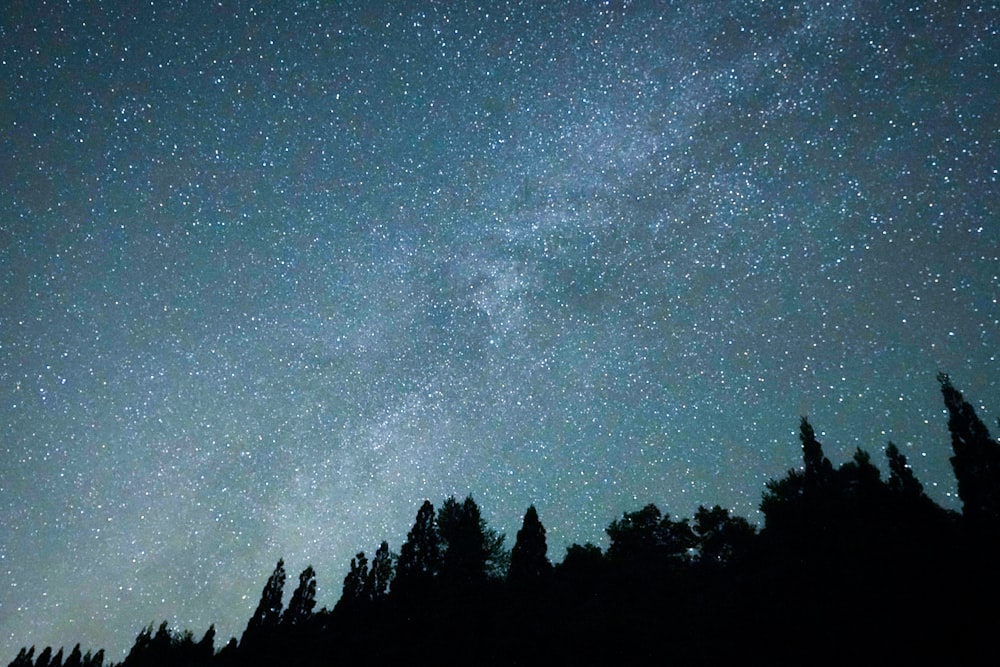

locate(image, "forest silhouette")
(9, 373), (1000, 666)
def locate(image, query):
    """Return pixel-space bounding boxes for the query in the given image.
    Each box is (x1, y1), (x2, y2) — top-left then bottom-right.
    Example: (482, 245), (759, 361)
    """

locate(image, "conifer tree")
(63, 645), (81, 667)
(149, 621), (173, 660)
(395, 500), (441, 593)
(196, 625), (215, 661)
(284, 566), (317, 626)
(242, 559), (286, 645)
(938, 373), (1000, 525)
(8, 647), (33, 667)
(85, 649), (103, 667)
(800, 416), (834, 485)
(365, 541), (394, 600)
(340, 553), (369, 607)
(508, 505), (552, 588)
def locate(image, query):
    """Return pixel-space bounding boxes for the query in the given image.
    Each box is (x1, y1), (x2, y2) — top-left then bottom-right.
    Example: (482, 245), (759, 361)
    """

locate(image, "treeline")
(10, 373), (1000, 665)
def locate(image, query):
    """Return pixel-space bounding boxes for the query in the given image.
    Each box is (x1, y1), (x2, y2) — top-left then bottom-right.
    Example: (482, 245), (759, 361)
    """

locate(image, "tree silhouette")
(761, 417), (841, 533)
(508, 505), (552, 589)
(692, 505), (756, 568)
(284, 566), (317, 626)
(836, 447), (886, 507)
(9, 644), (102, 667)
(606, 503), (694, 565)
(215, 638), (238, 665)
(365, 541), (393, 600)
(122, 625), (153, 666)
(115, 621), (216, 667)
(885, 442), (926, 501)
(938, 372), (1000, 526)
(759, 468), (806, 529)
(800, 416), (834, 486)
(63, 645), (81, 667)
(8, 648), (32, 667)
(189, 625), (214, 665)
(339, 552), (369, 608)
(241, 559), (286, 647)
(394, 500), (441, 595)
(150, 621), (173, 660)
(437, 495), (506, 587)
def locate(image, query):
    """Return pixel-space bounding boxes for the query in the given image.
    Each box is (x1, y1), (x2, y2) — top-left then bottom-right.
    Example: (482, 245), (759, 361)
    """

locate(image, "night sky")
(2, 0), (998, 659)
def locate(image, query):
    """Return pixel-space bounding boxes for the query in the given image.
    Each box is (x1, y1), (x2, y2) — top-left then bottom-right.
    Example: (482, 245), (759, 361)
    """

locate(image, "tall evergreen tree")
(284, 566), (317, 626)
(242, 559), (286, 645)
(395, 500), (441, 593)
(63, 645), (81, 667)
(35, 647), (53, 667)
(365, 541), (394, 600)
(508, 505), (552, 588)
(938, 373), (1000, 525)
(195, 625), (215, 662)
(800, 416), (834, 485)
(340, 553), (369, 607)
(86, 650), (103, 667)
(122, 625), (153, 666)
(149, 621), (173, 663)
(8, 647), (33, 667)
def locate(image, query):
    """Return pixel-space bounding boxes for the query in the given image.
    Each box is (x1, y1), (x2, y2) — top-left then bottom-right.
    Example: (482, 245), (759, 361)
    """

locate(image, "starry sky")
(2, 0), (998, 659)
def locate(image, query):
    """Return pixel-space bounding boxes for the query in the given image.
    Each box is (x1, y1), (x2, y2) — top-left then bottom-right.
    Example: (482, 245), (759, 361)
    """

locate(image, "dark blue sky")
(2, 0), (997, 659)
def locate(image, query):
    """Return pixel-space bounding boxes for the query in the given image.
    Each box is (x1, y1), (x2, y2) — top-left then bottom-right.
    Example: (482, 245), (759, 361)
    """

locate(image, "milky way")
(2, 0), (997, 659)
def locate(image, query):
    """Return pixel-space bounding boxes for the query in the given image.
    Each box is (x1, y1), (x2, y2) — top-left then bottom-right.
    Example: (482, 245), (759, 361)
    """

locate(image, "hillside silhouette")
(9, 373), (1000, 666)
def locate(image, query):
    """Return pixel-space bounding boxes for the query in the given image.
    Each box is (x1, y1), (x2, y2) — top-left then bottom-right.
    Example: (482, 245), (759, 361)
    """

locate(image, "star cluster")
(2, 0), (998, 659)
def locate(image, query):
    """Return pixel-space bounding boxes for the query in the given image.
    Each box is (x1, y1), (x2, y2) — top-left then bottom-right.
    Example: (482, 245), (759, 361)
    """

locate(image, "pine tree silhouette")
(365, 541), (393, 600)
(395, 500), (441, 595)
(938, 373), (1000, 526)
(62, 645), (81, 667)
(800, 416), (834, 486)
(508, 505), (552, 589)
(284, 566), (317, 626)
(8, 647), (33, 667)
(242, 559), (286, 647)
(339, 552), (369, 608)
